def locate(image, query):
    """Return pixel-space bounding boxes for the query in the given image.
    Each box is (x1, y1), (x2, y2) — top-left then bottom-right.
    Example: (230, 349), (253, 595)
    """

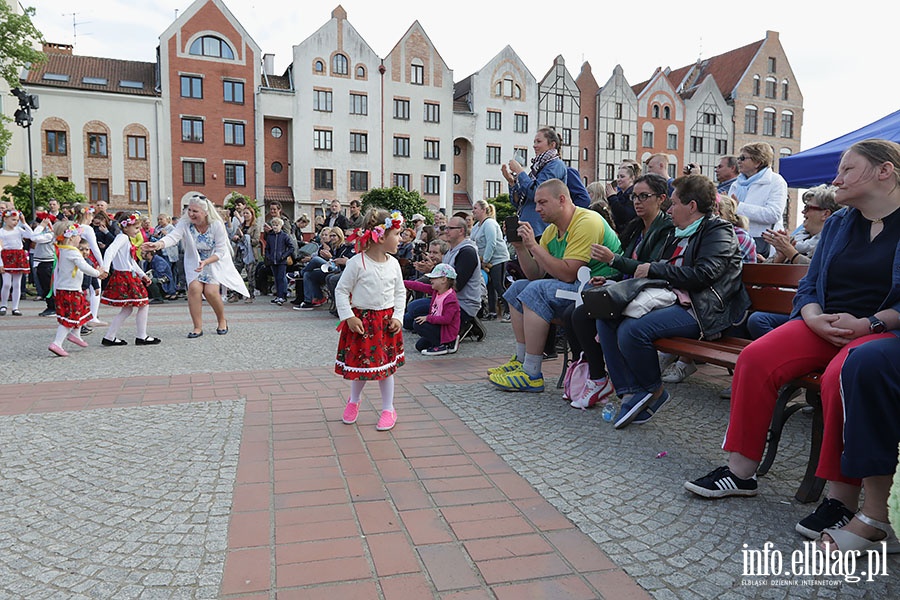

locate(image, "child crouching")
(403, 263), (460, 356)
(49, 222), (107, 356)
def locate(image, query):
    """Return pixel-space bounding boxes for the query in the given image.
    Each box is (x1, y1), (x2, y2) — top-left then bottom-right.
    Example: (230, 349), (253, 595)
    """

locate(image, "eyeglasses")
(439, 225), (464, 231)
(737, 155), (749, 161)
(802, 203), (826, 213)
(629, 192), (660, 203)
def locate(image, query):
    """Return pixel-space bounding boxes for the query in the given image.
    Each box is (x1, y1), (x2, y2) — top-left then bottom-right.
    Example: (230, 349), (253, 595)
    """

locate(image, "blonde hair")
(270, 217), (284, 229)
(716, 194), (749, 229)
(359, 207), (393, 250)
(473, 199), (496, 219)
(331, 227), (345, 245)
(189, 194), (222, 223)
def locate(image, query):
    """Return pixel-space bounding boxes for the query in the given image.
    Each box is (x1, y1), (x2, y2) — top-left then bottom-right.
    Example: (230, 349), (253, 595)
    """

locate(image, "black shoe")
(216, 324), (228, 335)
(80, 326), (93, 336)
(187, 331), (203, 339)
(0, 306), (6, 316)
(135, 336), (162, 345)
(149, 298), (165, 304)
(795, 497), (854, 539)
(11, 309), (22, 316)
(38, 308), (56, 317)
(684, 466), (758, 498)
(101, 337), (128, 346)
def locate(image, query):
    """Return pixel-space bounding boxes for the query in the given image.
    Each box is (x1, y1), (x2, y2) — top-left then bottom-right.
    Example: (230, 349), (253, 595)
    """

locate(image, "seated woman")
(685, 140), (900, 545)
(596, 175), (749, 428)
(568, 173), (674, 408)
(324, 231), (356, 316)
(296, 227), (350, 310)
(819, 336), (900, 552)
(746, 184), (839, 339)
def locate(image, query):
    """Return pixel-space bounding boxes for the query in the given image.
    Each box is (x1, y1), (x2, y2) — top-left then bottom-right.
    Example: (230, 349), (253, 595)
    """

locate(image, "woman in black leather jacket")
(597, 175), (750, 429)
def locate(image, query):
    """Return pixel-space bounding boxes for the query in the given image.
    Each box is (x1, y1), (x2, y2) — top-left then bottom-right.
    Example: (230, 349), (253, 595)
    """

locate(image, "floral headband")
(56, 223), (83, 242)
(2, 209), (17, 219)
(119, 212), (141, 227)
(346, 211), (404, 250)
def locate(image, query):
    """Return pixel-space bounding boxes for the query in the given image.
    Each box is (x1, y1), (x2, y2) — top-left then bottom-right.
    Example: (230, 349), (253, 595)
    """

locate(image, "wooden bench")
(653, 263), (825, 503)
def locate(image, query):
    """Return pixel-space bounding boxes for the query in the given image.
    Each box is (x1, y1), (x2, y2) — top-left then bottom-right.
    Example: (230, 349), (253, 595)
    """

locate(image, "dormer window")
(189, 35), (234, 59)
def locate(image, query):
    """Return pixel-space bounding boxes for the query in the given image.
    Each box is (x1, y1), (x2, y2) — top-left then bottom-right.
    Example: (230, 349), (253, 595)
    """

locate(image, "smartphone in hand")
(505, 215), (521, 242)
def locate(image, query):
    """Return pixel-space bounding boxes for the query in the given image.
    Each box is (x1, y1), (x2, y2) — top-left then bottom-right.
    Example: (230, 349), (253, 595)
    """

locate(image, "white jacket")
(157, 219), (249, 297)
(54, 247), (101, 291)
(729, 167), (789, 238)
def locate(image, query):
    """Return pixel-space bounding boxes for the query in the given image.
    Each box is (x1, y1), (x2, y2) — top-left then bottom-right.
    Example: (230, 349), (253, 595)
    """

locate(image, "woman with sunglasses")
(728, 142), (788, 257)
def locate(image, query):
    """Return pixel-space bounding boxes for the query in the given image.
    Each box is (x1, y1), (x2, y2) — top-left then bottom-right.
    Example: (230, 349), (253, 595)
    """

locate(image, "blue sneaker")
(614, 391), (655, 429)
(632, 390), (671, 424)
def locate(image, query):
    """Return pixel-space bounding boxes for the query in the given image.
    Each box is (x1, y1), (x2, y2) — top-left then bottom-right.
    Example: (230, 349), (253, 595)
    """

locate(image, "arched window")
(582, 148), (588, 161)
(494, 81), (502, 96)
(781, 79), (789, 101)
(744, 105), (758, 134)
(753, 75), (760, 96)
(663, 106), (671, 120)
(652, 104), (660, 119)
(583, 116), (589, 130)
(189, 35), (234, 59)
(314, 60), (324, 73)
(332, 54), (348, 75)
(781, 110), (794, 138)
(765, 76), (777, 99)
(356, 65), (366, 78)
(514, 84), (521, 99)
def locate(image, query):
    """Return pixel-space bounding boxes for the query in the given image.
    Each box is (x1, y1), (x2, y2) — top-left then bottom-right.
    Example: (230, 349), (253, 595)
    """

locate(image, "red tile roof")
(23, 53), (158, 96)
(264, 186), (294, 203)
(452, 192), (471, 211)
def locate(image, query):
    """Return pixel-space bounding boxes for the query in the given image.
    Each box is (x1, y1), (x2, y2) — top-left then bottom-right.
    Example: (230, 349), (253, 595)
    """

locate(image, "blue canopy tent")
(779, 109), (900, 188)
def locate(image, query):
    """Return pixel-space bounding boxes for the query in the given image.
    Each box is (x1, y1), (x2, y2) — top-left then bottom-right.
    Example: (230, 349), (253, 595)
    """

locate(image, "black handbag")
(581, 278), (671, 320)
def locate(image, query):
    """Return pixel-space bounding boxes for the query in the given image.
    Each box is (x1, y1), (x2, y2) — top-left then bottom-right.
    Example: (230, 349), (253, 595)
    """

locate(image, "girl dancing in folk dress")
(48, 222), (108, 357)
(0, 209), (52, 316)
(100, 212), (162, 346)
(334, 209), (406, 431)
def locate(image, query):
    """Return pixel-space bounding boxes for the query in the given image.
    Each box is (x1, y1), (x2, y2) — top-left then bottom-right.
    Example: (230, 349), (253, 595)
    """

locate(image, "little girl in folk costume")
(335, 208), (406, 431)
(48, 222), (107, 356)
(100, 212), (162, 346)
(0, 209), (51, 316)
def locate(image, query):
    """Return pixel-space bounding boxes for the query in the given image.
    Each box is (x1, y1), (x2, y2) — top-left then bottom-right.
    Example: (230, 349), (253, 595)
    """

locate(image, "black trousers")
(35, 261), (55, 310)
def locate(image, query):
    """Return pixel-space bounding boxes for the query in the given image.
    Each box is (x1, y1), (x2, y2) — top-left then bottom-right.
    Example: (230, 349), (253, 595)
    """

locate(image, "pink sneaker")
(66, 334), (88, 348)
(342, 401), (359, 424)
(48, 343), (69, 357)
(376, 410), (397, 431)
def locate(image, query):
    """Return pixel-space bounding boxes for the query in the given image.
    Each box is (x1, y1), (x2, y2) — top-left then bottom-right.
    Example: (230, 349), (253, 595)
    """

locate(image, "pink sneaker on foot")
(342, 401), (359, 424)
(66, 334), (88, 348)
(48, 343), (69, 357)
(376, 410), (397, 431)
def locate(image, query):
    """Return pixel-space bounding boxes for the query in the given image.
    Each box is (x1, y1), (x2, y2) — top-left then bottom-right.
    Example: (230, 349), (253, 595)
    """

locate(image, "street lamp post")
(11, 88), (39, 220)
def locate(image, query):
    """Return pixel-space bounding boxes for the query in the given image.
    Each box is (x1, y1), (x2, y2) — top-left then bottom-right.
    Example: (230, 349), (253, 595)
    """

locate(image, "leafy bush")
(361, 187), (434, 224)
(2, 174), (86, 221)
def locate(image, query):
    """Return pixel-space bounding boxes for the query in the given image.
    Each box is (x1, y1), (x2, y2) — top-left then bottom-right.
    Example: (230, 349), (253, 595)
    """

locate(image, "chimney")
(263, 53), (275, 76)
(43, 42), (74, 55)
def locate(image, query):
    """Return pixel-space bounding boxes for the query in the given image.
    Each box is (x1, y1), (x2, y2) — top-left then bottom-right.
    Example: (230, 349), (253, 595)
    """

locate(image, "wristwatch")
(868, 316), (887, 334)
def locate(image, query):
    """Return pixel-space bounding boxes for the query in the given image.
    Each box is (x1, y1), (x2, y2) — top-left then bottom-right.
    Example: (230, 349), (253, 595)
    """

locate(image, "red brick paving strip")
(0, 358), (649, 599)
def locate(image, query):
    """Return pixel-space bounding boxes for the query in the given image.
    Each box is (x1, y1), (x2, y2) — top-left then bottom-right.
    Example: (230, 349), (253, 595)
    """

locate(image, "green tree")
(0, 3), (46, 157)
(2, 173), (85, 221)
(224, 191), (261, 217)
(489, 193), (516, 222)
(360, 187), (433, 224)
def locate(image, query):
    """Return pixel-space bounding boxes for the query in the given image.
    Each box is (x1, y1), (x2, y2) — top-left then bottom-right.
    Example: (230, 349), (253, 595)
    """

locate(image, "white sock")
(523, 353), (542, 379)
(53, 325), (69, 347)
(90, 289), (101, 320)
(135, 305), (149, 339)
(349, 380), (365, 404)
(379, 376), (395, 413)
(516, 342), (526, 363)
(105, 306), (132, 340)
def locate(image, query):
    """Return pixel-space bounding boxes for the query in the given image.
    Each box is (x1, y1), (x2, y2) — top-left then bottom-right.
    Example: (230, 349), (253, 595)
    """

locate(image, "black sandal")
(101, 337), (128, 346)
(135, 336), (162, 345)
(187, 331), (203, 339)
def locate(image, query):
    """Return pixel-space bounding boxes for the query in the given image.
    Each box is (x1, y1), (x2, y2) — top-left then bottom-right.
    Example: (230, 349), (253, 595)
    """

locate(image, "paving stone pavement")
(1, 299), (898, 598)
(0, 401), (243, 599)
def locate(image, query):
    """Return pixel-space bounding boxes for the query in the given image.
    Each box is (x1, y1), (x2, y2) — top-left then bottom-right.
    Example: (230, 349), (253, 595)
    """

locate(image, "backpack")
(562, 352), (591, 401)
(566, 167), (591, 208)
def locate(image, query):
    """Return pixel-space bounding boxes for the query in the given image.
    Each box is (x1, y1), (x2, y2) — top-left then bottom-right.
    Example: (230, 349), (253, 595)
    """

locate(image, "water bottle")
(601, 399), (618, 423)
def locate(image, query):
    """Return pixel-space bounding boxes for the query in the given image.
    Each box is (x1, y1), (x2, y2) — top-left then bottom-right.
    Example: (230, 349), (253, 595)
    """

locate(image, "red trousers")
(723, 319), (894, 485)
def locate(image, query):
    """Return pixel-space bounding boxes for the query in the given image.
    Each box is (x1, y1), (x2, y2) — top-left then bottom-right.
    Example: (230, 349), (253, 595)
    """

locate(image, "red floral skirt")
(335, 307), (405, 381)
(55, 289), (93, 327)
(1, 249), (29, 273)
(101, 270), (149, 307)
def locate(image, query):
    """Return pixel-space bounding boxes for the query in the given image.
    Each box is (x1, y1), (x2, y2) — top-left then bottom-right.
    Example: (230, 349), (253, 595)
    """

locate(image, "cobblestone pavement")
(1, 299), (897, 598)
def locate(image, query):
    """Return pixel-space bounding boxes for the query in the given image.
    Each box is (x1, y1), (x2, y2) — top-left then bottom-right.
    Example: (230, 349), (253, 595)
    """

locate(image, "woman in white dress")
(144, 195), (249, 337)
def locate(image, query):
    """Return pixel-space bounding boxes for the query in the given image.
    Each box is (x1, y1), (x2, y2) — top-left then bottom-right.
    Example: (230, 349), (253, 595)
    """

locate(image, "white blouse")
(334, 253), (406, 323)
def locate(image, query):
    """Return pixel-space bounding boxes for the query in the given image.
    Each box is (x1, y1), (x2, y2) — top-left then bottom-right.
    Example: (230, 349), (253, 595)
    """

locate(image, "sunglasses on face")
(439, 225), (464, 232)
(802, 203), (826, 213)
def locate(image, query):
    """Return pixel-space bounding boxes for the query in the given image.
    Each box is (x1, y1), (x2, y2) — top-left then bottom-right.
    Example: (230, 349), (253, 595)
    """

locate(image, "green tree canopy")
(360, 187), (434, 224)
(2, 174), (86, 221)
(0, 3), (46, 157)
(224, 192), (261, 217)
(488, 193), (516, 222)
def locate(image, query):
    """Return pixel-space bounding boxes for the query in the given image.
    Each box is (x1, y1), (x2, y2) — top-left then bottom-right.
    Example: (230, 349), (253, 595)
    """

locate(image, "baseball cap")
(425, 263), (457, 279)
